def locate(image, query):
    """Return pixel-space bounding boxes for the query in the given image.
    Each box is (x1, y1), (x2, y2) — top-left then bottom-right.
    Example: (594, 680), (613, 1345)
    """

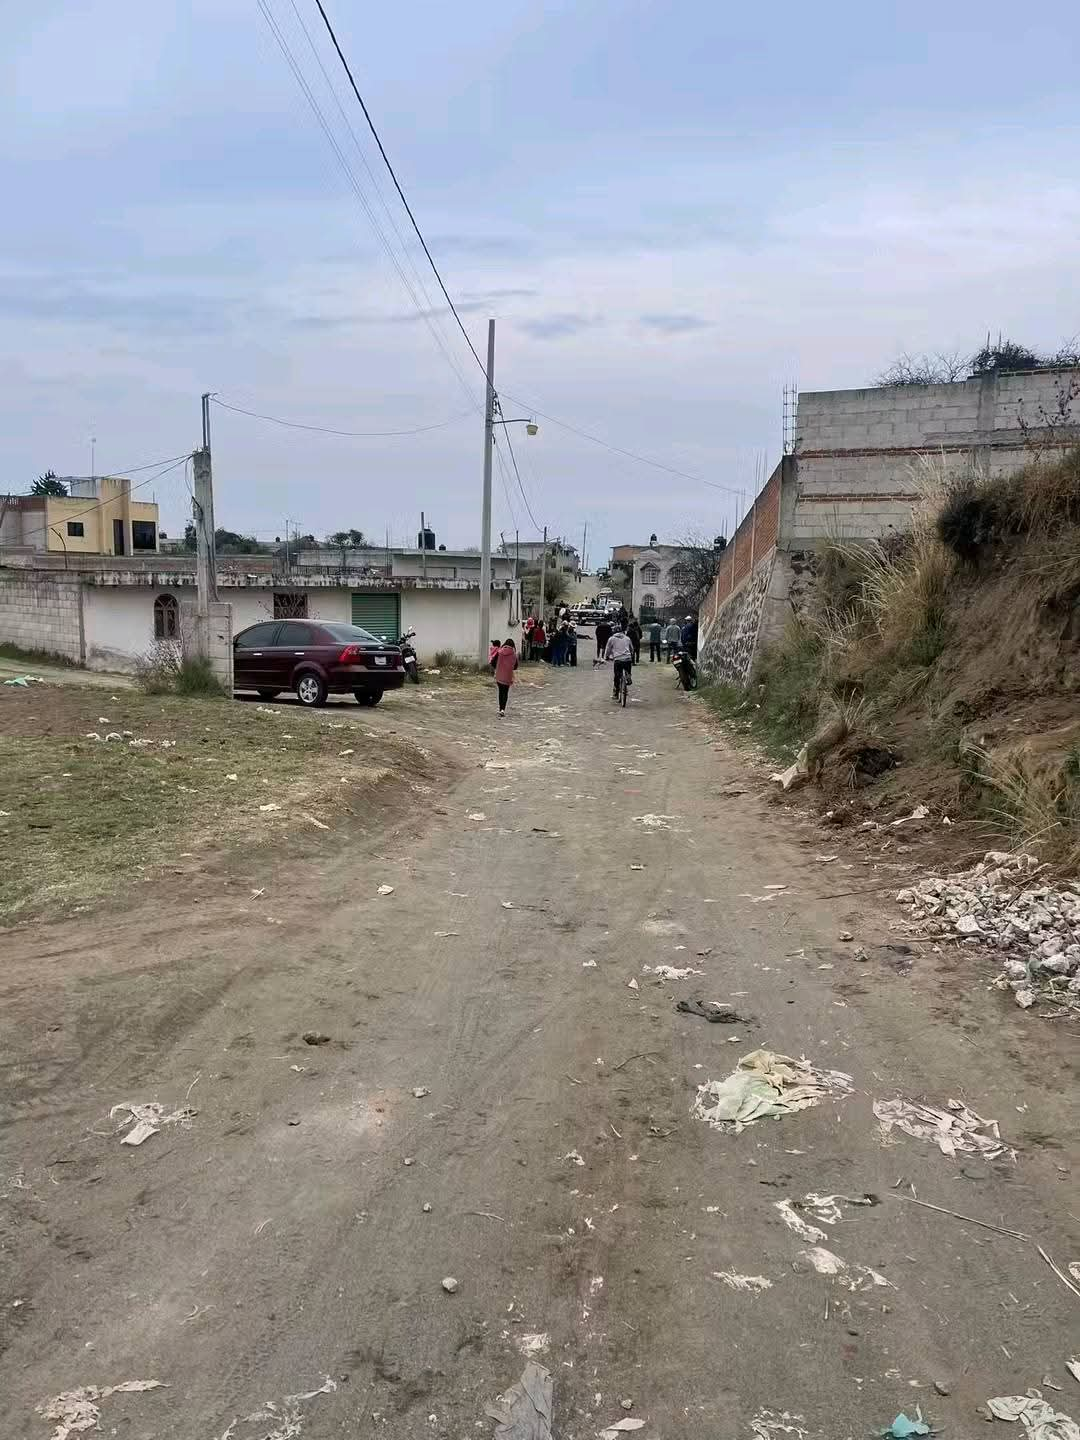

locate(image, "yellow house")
(0, 476), (160, 556)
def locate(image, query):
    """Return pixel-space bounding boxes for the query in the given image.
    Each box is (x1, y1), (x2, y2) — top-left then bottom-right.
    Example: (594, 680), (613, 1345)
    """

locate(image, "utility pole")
(420, 510), (427, 579)
(193, 394), (218, 657)
(478, 318), (496, 666)
(515, 529), (519, 582)
(538, 525), (548, 625)
(581, 521), (588, 578)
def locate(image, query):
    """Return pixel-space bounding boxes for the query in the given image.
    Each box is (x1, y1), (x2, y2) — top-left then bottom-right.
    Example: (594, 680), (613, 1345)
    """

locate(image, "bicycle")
(615, 664), (631, 707)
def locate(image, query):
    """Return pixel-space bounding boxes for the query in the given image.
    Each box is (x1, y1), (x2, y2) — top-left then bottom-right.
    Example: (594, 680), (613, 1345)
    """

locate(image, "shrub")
(134, 642), (223, 697)
(174, 654), (224, 696)
(432, 648), (456, 668)
(937, 446), (1080, 561)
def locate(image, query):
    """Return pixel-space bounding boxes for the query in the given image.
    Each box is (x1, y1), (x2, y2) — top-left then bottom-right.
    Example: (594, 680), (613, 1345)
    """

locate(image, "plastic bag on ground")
(485, 1362), (553, 1440)
(692, 1049), (852, 1131)
(986, 1393), (1080, 1440)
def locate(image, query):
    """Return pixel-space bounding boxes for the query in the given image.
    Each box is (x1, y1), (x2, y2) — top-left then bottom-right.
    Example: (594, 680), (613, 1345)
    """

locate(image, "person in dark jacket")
(680, 615), (698, 660)
(647, 617), (663, 662)
(595, 616), (613, 659)
(626, 615), (642, 663)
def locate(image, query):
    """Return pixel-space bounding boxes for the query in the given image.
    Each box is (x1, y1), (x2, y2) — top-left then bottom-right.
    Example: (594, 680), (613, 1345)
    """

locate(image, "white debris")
(986, 1392), (1080, 1440)
(891, 804), (930, 826)
(750, 1408), (809, 1440)
(442, 1276), (459, 1293)
(259, 802), (281, 813)
(773, 1200), (827, 1244)
(37, 1380), (166, 1440)
(109, 1102), (197, 1147)
(486, 1363), (553, 1440)
(626, 978), (639, 991)
(713, 1269), (773, 1293)
(692, 1049), (853, 1132)
(467, 811), (488, 821)
(599, 1420), (645, 1440)
(517, 1333), (550, 1357)
(643, 964), (703, 981)
(377, 884), (395, 896)
(225, 773), (238, 782)
(873, 1096), (1013, 1160)
(797, 1246), (892, 1292)
(632, 813), (679, 829)
(563, 1150), (585, 1166)
(412, 1086), (431, 1099)
(896, 850), (1080, 1006)
(211, 1376), (336, 1440)
(1065, 1359), (1080, 1386)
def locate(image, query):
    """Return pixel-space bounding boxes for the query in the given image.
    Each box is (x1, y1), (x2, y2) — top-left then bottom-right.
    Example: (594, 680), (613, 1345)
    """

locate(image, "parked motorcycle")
(672, 648), (697, 691)
(400, 627), (420, 684)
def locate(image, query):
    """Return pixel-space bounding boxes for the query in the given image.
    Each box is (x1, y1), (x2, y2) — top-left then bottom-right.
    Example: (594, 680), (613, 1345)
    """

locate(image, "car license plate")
(374, 656), (387, 666)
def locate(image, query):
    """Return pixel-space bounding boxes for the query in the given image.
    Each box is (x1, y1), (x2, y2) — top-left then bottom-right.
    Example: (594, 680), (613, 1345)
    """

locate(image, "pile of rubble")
(896, 850), (1080, 1009)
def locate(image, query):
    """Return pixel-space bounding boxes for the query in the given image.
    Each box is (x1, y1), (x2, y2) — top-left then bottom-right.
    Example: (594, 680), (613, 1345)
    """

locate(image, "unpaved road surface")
(2, 663), (1077, 1439)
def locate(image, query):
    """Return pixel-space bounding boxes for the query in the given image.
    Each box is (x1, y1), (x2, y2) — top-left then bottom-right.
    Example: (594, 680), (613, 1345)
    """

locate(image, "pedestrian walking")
(663, 618), (681, 661)
(494, 638), (518, 716)
(595, 616), (613, 660)
(523, 614), (536, 660)
(626, 615), (642, 663)
(647, 617), (663, 662)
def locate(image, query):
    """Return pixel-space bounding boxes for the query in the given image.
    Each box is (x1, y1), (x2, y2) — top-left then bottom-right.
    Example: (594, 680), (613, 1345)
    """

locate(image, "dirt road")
(2, 661), (1077, 1440)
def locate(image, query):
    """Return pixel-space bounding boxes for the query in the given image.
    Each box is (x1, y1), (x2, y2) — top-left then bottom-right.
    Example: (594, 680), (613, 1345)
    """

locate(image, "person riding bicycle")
(603, 624), (634, 700)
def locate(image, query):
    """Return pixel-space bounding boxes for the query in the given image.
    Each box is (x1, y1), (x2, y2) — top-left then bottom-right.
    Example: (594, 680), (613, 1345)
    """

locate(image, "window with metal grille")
(640, 593), (657, 612)
(153, 593), (179, 640)
(640, 563), (661, 584)
(274, 591), (308, 619)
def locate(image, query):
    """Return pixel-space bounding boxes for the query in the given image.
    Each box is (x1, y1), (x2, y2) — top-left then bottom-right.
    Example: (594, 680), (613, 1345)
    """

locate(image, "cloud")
(517, 313), (604, 340)
(639, 312), (712, 335)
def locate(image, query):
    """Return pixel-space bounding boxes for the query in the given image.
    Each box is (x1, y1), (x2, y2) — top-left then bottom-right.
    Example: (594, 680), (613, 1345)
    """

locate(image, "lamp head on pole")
(526, 421), (539, 437)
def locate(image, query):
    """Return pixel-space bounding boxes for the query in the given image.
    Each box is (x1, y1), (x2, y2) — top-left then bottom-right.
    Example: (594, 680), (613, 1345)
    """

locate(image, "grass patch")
(0, 642), (80, 669)
(0, 685), (428, 919)
(938, 446), (1080, 563)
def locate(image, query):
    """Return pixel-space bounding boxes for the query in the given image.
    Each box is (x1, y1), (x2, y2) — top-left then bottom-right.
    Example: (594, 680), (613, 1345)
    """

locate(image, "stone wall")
(0, 570), (83, 663)
(698, 551), (775, 686)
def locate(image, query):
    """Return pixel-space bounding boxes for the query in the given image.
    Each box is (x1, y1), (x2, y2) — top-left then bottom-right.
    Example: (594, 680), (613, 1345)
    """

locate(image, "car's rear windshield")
(320, 622), (393, 646)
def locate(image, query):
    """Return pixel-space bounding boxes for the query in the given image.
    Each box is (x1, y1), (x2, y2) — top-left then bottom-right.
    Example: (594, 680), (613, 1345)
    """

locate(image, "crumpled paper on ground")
(109, 1102), (197, 1146)
(485, 1362), (553, 1440)
(874, 1096), (1013, 1160)
(692, 1049), (852, 1131)
(37, 1380), (165, 1440)
(987, 1392), (1080, 1440)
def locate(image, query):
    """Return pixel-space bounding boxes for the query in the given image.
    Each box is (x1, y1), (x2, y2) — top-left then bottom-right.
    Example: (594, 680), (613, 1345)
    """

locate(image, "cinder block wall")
(0, 571), (84, 663)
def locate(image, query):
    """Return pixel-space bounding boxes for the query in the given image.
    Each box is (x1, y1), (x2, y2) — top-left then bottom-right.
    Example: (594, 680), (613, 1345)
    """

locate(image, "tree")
(327, 528), (367, 548)
(523, 565), (570, 608)
(665, 531), (728, 613)
(875, 335), (1080, 388)
(31, 470), (67, 497)
(183, 521), (197, 552)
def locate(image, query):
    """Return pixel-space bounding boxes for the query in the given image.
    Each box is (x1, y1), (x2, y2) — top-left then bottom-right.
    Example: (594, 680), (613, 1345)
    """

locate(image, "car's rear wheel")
(257, 689), (279, 699)
(296, 672), (327, 707)
(354, 690), (382, 706)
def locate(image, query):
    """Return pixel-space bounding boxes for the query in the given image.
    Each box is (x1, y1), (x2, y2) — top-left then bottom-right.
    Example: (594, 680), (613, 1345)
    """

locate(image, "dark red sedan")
(233, 620), (406, 707)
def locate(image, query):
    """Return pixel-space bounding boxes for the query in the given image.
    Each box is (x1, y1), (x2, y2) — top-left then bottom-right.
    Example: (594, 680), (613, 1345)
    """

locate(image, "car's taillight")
(338, 644), (362, 663)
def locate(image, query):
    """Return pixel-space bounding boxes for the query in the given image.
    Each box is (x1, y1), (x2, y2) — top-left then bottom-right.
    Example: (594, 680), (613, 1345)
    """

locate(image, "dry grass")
(0, 686), (430, 919)
(961, 733), (1080, 869)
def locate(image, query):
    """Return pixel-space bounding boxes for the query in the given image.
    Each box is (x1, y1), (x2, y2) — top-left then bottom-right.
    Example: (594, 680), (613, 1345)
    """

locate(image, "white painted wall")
(78, 583), (521, 671)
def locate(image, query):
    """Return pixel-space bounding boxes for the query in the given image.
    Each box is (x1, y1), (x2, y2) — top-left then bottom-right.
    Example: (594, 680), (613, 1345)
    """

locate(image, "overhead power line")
(12, 455), (191, 545)
(498, 388), (748, 498)
(211, 396), (476, 438)
(309, 0), (486, 376)
(497, 413), (542, 532)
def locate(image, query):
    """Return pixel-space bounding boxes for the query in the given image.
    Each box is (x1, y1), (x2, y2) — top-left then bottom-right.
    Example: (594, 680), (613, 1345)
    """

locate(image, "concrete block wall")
(0, 571), (84, 663)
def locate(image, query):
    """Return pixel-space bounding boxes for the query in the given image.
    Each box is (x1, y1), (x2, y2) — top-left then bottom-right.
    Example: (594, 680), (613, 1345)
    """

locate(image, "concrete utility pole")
(581, 521), (588, 578)
(420, 510), (427, 579)
(538, 525), (548, 624)
(478, 318), (496, 666)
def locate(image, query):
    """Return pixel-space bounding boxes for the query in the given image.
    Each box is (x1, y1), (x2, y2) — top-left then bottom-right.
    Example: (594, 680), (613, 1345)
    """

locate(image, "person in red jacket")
(531, 620), (546, 662)
(493, 638), (519, 716)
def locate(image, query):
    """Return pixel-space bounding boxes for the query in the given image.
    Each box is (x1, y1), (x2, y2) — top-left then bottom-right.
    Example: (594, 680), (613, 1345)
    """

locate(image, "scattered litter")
(377, 884), (395, 896)
(109, 1102), (196, 1147)
(643, 964), (703, 981)
(712, 1269), (773, 1293)
(4, 674), (45, 686)
(302, 813), (330, 830)
(882, 1410), (930, 1438)
(303, 1031), (331, 1046)
(468, 812), (488, 821)
(796, 1245), (892, 1291)
(986, 1392), (1080, 1440)
(751, 1410), (808, 1440)
(676, 998), (744, 1024)
(629, 864), (645, 871)
(816, 854), (839, 864)
(412, 1086), (430, 1099)
(692, 1049), (853, 1131)
(517, 1334), (549, 1358)
(838, 931), (853, 941)
(633, 813), (679, 829)
(563, 1150), (585, 1166)
(774, 1200), (827, 1244)
(627, 978), (639, 991)
(582, 958), (597, 969)
(485, 1362), (553, 1440)
(874, 1096), (1012, 1160)
(37, 1379), (166, 1440)
(339, 748), (354, 756)
(259, 802), (281, 813)
(442, 1276), (459, 1293)
(422, 1202), (432, 1213)
(212, 1376), (336, 1440)
(599, 1420), (645, 1440)
(1065, 1360), (1080, 1386)
(434, 930), (458, 937)
(891, 804), (930, 826)
(502, 900), (515, 909)
(740, 892), (780, 904)
(225, 772), (238, 781)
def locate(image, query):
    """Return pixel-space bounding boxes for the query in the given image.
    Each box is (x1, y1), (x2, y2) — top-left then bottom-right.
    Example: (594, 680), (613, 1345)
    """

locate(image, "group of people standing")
(522, 611), (579, 665)
(594, 611), (697, 663)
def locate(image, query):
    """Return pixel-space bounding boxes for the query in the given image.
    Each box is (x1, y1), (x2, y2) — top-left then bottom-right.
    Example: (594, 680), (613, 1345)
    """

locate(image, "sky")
(3, 0), (1079, 564)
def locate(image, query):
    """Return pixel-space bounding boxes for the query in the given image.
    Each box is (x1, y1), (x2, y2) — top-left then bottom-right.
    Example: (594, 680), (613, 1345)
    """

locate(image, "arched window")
(640, 562), (661, 585)
(640, 593), (657, 612)
(154, 593), (179, 640)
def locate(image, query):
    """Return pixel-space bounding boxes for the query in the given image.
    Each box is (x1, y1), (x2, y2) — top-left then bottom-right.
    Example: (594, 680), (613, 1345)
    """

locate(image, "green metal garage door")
(351, 592), (400, 642)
